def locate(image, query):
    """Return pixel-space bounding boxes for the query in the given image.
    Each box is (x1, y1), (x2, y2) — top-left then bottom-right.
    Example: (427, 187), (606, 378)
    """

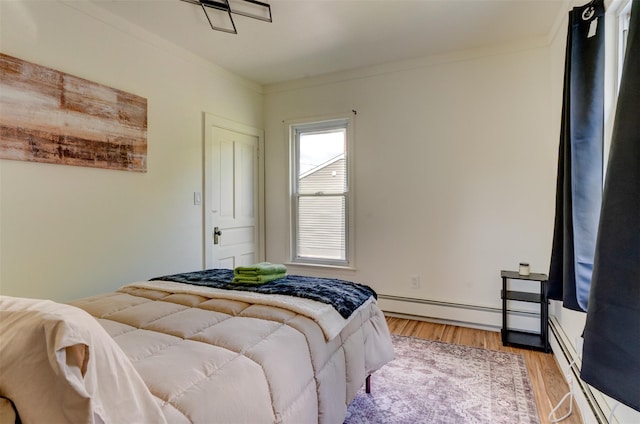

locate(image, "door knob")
(214, 227), (222, 244)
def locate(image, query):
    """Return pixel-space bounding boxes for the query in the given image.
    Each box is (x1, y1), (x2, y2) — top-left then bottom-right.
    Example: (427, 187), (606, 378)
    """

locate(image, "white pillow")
(0, 296), (166, 424)
(0, 396), (18, 424)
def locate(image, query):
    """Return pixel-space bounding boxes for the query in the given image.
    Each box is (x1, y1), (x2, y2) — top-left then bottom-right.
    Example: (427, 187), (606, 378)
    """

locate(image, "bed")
(0, 269), (395, 424)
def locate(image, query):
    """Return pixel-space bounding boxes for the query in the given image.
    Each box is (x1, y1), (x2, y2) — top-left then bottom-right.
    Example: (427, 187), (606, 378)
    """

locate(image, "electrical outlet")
(411, 275), (420, 289)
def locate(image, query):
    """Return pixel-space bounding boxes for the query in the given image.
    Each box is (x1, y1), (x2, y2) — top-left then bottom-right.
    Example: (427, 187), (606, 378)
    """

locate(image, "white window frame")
(288, 114), (355, 268)
(617, 1), (632, 90)
(603, 0), (632, 172)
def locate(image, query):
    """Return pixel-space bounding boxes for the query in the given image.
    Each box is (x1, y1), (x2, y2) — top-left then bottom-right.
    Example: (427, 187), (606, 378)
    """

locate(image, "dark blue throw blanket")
(151, 269), (377, 319)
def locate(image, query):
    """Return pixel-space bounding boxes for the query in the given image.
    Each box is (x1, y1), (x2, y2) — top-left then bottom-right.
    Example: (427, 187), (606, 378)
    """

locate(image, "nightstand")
(501, 270), (550, 353)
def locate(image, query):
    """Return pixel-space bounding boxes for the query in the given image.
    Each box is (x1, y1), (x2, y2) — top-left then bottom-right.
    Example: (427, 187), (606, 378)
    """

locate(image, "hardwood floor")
(385, 316), (583, 424)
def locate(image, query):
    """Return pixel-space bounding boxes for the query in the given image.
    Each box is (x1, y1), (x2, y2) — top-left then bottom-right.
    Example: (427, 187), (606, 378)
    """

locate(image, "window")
(289, 116), (353, 267)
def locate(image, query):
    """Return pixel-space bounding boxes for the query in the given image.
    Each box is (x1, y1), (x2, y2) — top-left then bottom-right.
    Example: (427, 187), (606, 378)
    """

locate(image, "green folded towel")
(234, 262), (287, 276)
(232, 272), (287, 285)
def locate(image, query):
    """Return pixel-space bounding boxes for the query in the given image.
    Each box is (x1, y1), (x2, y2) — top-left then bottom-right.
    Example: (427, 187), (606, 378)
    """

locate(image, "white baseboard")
(378, 294), (542, 333)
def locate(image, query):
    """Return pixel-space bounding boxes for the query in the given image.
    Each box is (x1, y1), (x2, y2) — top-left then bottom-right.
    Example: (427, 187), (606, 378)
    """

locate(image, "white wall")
(0, 0), (262, 301)
(263, 41), (557, 329)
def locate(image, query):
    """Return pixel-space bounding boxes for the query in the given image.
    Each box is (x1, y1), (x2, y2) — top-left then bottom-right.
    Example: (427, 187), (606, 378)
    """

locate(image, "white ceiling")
(90, 0), (568, 85)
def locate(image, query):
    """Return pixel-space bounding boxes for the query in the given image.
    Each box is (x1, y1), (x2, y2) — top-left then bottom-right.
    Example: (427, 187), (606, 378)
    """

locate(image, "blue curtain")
(581, 0), (640, 412)
(548, 0), (605, 312)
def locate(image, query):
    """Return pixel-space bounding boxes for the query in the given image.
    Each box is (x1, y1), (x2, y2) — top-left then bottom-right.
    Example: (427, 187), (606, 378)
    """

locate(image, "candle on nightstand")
(519, 262), (530, 276)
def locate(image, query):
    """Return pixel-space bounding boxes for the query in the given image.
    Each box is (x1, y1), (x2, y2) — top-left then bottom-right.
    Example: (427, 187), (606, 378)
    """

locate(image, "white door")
(203, 114), (264, 269)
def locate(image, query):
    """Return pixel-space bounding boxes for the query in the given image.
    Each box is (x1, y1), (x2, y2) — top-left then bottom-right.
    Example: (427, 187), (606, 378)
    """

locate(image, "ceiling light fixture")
(180, 0), (272, 34)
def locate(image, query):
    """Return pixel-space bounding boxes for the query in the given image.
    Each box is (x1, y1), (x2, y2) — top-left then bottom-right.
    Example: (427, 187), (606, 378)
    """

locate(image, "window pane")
(298, 130), (346, 195)
(296, 196), (345, 261)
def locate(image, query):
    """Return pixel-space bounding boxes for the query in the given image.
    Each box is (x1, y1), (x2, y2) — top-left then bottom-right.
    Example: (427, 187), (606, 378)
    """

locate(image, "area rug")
(344, 335), (540, 424)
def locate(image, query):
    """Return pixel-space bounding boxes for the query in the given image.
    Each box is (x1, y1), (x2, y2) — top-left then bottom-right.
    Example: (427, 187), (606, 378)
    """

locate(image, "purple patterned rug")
(345, 335), (540, 424)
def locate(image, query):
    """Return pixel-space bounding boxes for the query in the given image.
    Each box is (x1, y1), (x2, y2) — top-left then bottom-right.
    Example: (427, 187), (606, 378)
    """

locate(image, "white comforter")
(122, 280), (372, 340)
(70, 281), (395, 423)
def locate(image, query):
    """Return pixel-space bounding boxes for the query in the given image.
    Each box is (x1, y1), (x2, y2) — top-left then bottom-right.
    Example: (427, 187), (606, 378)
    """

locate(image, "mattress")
(69, 279), (395, 423)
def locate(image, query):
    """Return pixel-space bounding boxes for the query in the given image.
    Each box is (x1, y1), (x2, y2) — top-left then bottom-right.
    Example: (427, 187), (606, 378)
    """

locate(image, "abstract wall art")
(0, 53), (147, 172)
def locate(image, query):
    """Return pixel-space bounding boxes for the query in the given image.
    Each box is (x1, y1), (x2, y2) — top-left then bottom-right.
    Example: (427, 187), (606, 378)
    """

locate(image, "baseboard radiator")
(548, 316), (613, 424)
(377, 294), (542, 333)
